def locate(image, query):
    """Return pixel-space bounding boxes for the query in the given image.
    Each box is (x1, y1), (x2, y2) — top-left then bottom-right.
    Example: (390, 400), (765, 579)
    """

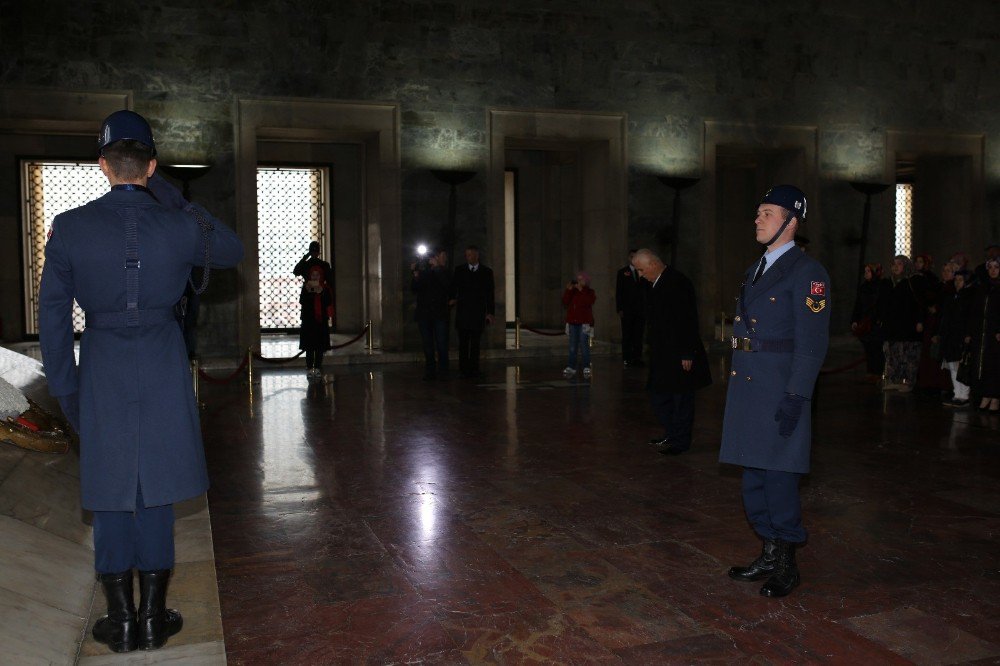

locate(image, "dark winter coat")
(39, 188), (244, 511)
(719, 248), (830, 474)
(411, 266), (451, 321)
(644, 267), (711, 394)
(451, 264), (495, 331)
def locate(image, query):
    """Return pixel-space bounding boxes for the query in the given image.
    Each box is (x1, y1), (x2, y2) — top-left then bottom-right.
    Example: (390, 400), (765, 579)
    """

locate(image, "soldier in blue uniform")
(39, 111), (244, 652)
(719, 185), (830, 598)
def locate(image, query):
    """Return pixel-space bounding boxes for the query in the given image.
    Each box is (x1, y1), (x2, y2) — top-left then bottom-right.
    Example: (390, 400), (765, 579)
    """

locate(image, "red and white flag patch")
(810, 281), (825, 296)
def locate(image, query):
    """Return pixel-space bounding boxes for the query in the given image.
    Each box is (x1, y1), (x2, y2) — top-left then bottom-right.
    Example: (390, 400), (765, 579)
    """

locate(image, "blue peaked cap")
(97, 110), (156, 156)
(761, 185), (807, 222)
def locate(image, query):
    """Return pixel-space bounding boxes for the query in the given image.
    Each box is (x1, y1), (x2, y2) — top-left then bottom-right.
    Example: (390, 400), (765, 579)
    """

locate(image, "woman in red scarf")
(299, 265), (334, 378)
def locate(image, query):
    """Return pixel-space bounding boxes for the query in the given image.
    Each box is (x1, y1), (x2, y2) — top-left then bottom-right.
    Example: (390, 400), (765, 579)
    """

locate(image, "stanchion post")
(719, 311), (726, 342)
(366, 320), (374, 351)
(515, 317), (521, 350)
(247, 348), (254, 404)
(190, 358), (200, 405)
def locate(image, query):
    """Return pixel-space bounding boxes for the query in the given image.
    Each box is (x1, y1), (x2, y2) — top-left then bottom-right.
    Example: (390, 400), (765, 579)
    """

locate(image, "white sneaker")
(582, 367), (592, 378)
(563, 366), (577, 377)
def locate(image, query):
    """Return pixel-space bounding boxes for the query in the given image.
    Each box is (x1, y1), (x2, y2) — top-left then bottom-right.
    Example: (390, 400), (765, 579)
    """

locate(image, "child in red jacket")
(562, 271), (596, 378)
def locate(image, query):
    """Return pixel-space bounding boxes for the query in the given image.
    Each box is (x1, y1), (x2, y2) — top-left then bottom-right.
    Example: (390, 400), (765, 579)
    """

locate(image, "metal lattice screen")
(257, 167), (328, 330)
(894, 183), (913, 257)
(22, 161), (106, 334)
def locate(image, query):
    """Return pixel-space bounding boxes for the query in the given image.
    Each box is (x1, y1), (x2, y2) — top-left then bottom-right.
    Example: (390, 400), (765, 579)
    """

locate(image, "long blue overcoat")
(39, 187), (243, 511)
(719, 248), (830, 474)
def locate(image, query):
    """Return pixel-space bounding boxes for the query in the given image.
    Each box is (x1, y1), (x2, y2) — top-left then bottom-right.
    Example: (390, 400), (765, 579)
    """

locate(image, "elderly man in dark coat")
(450, 245), (495, 378)
(720, 185), (830, 599)
(39, 111), (244, 653)
(632, 249), (711, 455)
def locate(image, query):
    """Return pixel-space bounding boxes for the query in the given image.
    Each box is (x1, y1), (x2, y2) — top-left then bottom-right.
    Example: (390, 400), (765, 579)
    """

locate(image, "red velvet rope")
(197, 353), (250, 384)
(330, 325), (370, 349)
(521, 325), (566, 337)
(195, 325), (372, 384)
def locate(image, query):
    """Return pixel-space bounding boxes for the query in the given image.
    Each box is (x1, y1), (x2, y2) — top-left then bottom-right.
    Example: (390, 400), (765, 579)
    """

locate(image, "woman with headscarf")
(937, 269), (974, 407)
(880, 255), (925, 392)
(299, 264), (334, 378)
(851, 263), (892, 382)
(562, 270), (596, 378)
(964, 257), (1000, 411)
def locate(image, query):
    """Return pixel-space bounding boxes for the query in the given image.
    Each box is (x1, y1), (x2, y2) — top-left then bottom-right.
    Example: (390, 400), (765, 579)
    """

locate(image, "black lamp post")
(430, 169), (476, 261)
(159, 164), (213, 200)
(849, 181), (890, 291)
(657, 175), (700, 267)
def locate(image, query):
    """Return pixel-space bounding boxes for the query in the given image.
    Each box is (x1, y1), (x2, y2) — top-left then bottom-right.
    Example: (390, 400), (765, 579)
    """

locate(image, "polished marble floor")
(200, 346), (1000, 664)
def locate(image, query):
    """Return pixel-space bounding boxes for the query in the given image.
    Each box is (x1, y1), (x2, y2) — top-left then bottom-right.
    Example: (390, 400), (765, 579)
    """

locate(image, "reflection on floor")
(201, 349), (1000, 664)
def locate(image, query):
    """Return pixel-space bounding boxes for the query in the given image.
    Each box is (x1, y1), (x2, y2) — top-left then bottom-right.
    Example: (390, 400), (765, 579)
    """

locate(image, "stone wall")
(2, 0), (998, 349)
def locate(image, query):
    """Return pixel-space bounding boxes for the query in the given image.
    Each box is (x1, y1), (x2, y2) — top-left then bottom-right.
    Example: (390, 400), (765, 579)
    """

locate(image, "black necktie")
(752, 256), (767, 285)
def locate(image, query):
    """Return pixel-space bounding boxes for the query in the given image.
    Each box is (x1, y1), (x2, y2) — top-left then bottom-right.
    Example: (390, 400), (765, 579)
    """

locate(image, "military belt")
(86, 308), (176, 329)
(731, 337), (795, 353)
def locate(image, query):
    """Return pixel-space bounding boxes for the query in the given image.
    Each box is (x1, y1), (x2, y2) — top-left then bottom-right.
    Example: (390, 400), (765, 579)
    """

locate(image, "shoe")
(660, 444), (689, 455)
(137, 570), (183, 650)
(92, 571), (138, 653)
(759, 540), (801, 598)
(990, 399), (1000, 413)
(728, 539), (778, 582)
(897, 384), (913, 394)
(582, 367), (592, 378)
(623, 360), (631, 367)
(882, 382), (903, 391)
(944, 398), (969, 408)
(648, 437), (667, 445)
(563, 367), (577, 377)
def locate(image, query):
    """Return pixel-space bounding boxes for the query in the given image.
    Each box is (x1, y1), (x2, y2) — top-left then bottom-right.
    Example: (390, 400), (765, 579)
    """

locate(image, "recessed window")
(22, 161), (105, 334)
(256, 167), (329, 330)
(894, 183), (913, 258)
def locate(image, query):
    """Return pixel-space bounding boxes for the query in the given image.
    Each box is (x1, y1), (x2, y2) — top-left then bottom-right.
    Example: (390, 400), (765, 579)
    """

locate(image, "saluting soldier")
(719, 185), (830, 598)
(39, 110), (244, 652)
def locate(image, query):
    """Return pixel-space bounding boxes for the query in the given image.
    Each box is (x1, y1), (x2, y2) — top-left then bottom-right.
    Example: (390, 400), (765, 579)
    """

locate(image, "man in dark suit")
(450, 245), (495, 378)
(719, 185), (830, 599)
(411, 248), (451, 379)
(616, 249), (648, 366)
(39, 111), (244, 653)
(632, 249), (711, 456)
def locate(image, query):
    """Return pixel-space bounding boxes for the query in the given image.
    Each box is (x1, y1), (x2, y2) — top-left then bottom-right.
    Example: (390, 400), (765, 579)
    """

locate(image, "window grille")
(22, 161), (106, 334)
(894, 183), (913, 258)
(256, 167), (328, 330)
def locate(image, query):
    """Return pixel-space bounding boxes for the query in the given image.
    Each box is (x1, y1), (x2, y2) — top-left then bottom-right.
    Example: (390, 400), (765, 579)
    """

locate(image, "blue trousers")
(567, 324), (591, 368)
(417, 318), (449, 373)
(741, 468), (807, 543)
(648, 390), (695, 451)
(92, 485), (175, 574)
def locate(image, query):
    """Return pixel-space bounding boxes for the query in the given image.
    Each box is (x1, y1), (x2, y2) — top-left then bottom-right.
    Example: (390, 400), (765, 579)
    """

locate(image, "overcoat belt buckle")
(731, 336), (754, 352)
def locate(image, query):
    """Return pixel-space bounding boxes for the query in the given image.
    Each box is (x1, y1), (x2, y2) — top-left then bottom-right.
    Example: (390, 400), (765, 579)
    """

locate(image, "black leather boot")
(728, 538), (778, 582)
(92, 571), (138, 653)
(137, 569), (184, 650)
(760, 540), (800, 597)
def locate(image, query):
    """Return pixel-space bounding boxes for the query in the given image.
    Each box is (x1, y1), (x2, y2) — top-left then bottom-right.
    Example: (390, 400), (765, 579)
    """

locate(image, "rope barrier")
(521, 325), (566, 337)
(198, 352), (250, 384)
(331, 325), (370, 349)
(194, 325), (373, 385)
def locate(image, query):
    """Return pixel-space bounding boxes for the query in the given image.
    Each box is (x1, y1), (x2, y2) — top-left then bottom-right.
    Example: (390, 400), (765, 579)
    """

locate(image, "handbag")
(956, 345), (974, 386)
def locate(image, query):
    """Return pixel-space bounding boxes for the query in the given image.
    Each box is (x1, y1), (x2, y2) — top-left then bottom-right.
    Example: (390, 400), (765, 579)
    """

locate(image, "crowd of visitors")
(851, 245), (1000, 410)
